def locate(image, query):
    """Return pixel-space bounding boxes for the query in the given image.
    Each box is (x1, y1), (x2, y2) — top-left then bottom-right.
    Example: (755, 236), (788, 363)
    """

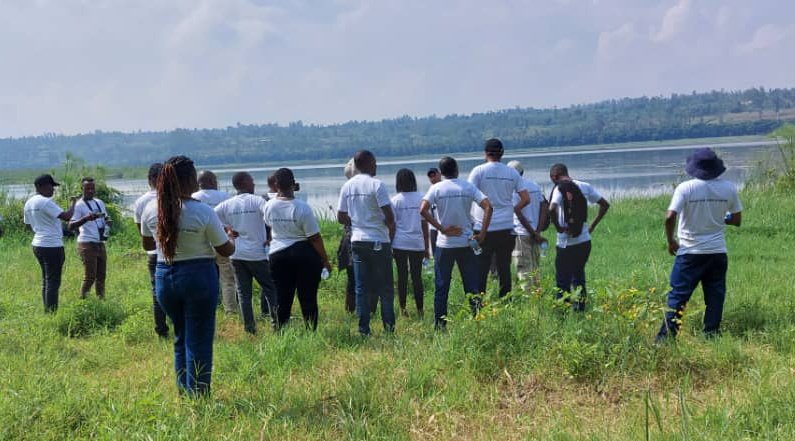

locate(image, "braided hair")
(156, 156), (196, 264)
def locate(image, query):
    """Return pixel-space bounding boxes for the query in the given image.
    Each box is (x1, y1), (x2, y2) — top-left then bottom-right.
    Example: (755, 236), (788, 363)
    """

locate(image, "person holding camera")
(69, 177), (111, 299)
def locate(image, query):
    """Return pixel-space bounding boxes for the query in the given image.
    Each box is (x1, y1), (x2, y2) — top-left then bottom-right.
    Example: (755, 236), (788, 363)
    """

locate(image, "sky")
(0, 0), (793, 138)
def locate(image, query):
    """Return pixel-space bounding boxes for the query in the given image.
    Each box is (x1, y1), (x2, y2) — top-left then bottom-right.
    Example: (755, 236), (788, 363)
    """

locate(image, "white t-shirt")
(513, 178), (544, 236)
(550, 180), (604, 248)
(140, 199), (229, 263)
(337, 174), (391, 242)
(668, 178), (742, 255)
(263, 198), (320, 255)
(23, 194), (64, 247)
(391, 192), (425, 252)
(215, 193), (269, 261)
(133, 190), (158, 255)
(468, 161), (525, 232)
(191, 189), (230, 208)
(423, 178), (487, 249)
(71, 198), (107, 243)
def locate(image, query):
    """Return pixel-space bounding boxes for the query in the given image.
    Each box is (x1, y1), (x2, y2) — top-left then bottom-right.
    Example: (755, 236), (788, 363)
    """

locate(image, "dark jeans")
(393, 249), (424, 313)
(657, 253), (728, 339)
(430, 229), (438, 254)
(33, 246), (65, 312)
(352, 241), (395, 335)
(147, 254), (169, 337)
(344, 266), (356, 313)
(77, 242), (106, 298)
(434, 246), (480, 327)
(231, 259), (278, 333)
(475, 229), (515, 297)
(156, 258), (218, 396)
(555, 240), (592, 311)
(269, 241), (322, 330)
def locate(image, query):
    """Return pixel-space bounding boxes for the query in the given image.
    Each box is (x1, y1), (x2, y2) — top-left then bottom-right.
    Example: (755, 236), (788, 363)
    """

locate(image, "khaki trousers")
(78, 242), (107, 298)
(513, 235), (541, 288)
(216, 254), (238, 313)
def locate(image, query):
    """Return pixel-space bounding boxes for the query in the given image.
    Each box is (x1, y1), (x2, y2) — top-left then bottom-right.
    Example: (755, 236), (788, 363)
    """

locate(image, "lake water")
(3, 140), (781, 216)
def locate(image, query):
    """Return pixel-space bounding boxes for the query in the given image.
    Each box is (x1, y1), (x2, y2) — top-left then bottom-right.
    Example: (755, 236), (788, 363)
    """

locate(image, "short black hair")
(273, 168), (295, 192)
(439, 157), (458, 178)
(148, 163), (163, 185)
(485, 138), (504, 158)
(232, 172), (251, 190)
(395, 168), (417, 193)
(427, 167), (439, 177)
(81, 177), (95, 184)
(354, 150), (375, 170)
(550, 163), (569, 177)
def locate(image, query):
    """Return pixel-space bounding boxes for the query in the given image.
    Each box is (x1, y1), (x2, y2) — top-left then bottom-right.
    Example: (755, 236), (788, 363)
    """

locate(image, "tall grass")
(1, 187), (794, 439)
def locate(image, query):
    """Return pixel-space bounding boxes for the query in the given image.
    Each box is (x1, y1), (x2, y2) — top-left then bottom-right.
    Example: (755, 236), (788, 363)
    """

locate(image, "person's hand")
(474, 231), (487, 244)
(322, 260), (333, 273)
(425, 250), (431, 260)
(667, 240), (679, 256)
(441, 225), (463, 237)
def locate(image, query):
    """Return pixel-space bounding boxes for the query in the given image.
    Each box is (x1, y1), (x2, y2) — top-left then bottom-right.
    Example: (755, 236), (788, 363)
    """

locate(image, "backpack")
(553, 181), (588, 238)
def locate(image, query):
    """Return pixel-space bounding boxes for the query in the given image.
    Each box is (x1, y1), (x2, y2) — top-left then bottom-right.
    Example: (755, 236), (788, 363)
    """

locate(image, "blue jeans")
(434, 246), (480, 327)
(156, 258), (219, 396)
(657, 253), (728, 339)
(352, 241), (395, 335)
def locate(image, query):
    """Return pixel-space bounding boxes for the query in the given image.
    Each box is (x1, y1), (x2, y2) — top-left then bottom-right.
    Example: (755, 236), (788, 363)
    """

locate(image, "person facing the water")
(140, 155), (235, 396)
(23, 174), (77, 312)
(506, 160), (548, 288)
(548, 163), (610, 311)
(337, 150), (397, 336)
(656, 148), (742, 342)
(191, 170), (237, 315)
(421, 156), (492, 328)
(68, 177), (110, 300)
(214, 172), (278, 334)
(338, 158), (360, 314)
(426, 167), (442, 254)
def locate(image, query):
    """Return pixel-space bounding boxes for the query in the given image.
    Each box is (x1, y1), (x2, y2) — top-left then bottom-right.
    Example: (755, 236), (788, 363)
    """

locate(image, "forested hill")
(3, 87), (795, 169)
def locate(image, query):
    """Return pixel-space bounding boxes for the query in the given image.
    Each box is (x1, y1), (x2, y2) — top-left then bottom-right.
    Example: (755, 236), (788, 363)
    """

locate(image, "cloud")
(652, 0), (692, 42)
(737, 23), (789, 53)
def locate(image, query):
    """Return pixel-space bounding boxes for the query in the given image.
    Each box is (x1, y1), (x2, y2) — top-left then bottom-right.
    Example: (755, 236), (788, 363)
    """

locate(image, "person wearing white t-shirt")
(68, 177), (110, 299)
(192, 170), (237, 315)
(264, 168), (331, 331)
(141, 156), (235, 396)
(391, 169), (430, 318)
(468, 138), (530, 298)
(337, 150), (397, 336)
(549, 163), (610, 311)
(337, 159), (358, 314)
(133, 163), (169, 337)
(23, 174), (77, 312)
(426, 167), (442, 254)
(421, 157), (493, 328)
(215, 172), (277, 334)
(656, 148), (742, 342)
(506, 161), (549, 288)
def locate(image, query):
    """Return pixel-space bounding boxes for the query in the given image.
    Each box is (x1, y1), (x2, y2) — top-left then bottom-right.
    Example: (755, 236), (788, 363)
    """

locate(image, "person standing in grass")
(140, 156), (235, 396)
(133, 163), (169, 338)
(506, 161), (548, 288)
(426, 167), (442, 255)
(391, 168), (430, 318)
(214, 172), (278, 334)
(656, 148), (742, 342)
(421, 157), (492, 328)
(68, 177), (110, 300)
(548, 163), (610, 311)
(338, 158), (360, 314)
(468, 138), (530, 298)
(23, 174), (77, 312)
(192, 170), (238, 315)
(337, 150), (397, 336)
(264, 168), (332, 330)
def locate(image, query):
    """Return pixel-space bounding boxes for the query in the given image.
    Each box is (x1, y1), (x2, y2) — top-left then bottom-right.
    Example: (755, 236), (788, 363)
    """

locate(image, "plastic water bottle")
(320, 268), (330, 280)
(724, 211), (732, 224)
(422, 257), (430, 271)
(539, 240), (548, 258)
(373, 241), (382, 251)
(469, 238), (482, 256)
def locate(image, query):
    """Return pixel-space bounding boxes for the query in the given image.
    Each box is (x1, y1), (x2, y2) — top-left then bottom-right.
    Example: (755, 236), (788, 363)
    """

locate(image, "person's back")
(513, 177), (544, 235)
(339, 173), (390, 242)
(215, 193), (268, 261)
(469, 161), (523, 232)
(142, 199), (225, 263)
(391, 191), (424, 251)
(24, 194), (64, 247)
(192, 189), (230, 208)
(429, 178), (481, 248)
(672, 178), (740, 255)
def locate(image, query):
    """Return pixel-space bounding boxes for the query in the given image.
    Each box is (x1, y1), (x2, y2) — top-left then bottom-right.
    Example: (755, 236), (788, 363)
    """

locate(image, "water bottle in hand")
(469, 237), (483, 256)
(540, 240), (548, 258)
(320, 268), (330, 280)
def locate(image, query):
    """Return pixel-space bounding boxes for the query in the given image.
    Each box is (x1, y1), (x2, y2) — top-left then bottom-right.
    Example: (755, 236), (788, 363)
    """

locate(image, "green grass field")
(1, 188), (794, 440)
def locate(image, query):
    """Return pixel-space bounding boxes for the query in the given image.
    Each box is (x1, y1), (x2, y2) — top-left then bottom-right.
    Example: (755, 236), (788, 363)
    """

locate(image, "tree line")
(2, 86), (794, 169)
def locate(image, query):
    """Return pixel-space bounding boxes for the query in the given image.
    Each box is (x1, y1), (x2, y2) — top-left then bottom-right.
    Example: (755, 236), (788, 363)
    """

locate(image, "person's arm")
(726, 211), (742, 227)
(308, 233), (332, 272)
(665, 210), (679, 256)
(142, 235), (156, 252)
(514, 189), (530, 212)
(421, 219), (430, 259)
(337, 211), (351, 226)
(57, 197), (78, 221)
(588, 198), (610, 234)
(549, 202), (566, 233)
(69, 207), (100, 231)
(420, 200), (462, 236)
(214, 240), (235, 257)
(475, 199), (493, 243)
(381, 204), (396, 242)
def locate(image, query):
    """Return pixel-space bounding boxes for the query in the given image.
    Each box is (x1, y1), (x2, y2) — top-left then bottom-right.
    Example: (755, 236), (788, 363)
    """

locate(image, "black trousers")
(393, 248), (424, 312)
(269, 241), (322, 330)
(147, 254), (169, 336)
(554, 240), (592, 310)
(474, 229), (515, 297)
(33, 246), (65, 312)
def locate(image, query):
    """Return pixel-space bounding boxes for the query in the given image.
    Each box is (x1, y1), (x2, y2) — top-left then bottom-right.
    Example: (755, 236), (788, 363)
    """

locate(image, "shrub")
(56, 298), (128, 338)
(116, 308), (154, 344)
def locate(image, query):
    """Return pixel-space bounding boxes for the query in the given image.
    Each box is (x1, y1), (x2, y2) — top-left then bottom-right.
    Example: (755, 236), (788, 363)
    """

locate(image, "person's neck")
(83, 196), (93, 201)
(486, 157), (500, 163)
(277, 191), (294, 199)
(237, 190), (253, 195)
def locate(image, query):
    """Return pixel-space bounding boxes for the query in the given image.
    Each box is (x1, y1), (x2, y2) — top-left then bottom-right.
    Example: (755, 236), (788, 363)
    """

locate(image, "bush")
(56, 298), (128, 338)
(116, 308), (155, 344)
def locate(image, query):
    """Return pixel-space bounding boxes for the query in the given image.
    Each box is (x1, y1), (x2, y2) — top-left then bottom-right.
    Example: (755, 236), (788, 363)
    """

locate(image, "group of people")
(21, 138), (742, 395)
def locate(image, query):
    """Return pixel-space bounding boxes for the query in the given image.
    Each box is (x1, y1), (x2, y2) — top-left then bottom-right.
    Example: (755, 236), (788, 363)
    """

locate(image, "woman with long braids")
(263, 168), (332, 330)
(140, 156), (235, 396)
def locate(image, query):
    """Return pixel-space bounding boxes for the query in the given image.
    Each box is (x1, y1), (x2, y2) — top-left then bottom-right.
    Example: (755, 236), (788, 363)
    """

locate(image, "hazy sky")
(0, 0), (792, 138)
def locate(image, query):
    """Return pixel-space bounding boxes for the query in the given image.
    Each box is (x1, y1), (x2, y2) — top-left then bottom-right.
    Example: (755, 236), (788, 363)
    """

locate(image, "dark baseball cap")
(34, 174), (60, 187)
(485, 138), (504, 156)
